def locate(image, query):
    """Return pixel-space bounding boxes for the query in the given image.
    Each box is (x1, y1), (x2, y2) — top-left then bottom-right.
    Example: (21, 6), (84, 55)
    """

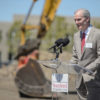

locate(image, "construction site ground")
(0, 51), (78, 100)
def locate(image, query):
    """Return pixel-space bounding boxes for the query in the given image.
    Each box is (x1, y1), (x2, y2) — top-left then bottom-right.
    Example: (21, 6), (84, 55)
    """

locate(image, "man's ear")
(86, 17), (90, 23)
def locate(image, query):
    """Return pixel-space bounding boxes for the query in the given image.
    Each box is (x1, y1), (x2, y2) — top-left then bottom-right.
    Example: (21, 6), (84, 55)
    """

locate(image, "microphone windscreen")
(55, 38), (63, 46)
(63, 37), (70, 47)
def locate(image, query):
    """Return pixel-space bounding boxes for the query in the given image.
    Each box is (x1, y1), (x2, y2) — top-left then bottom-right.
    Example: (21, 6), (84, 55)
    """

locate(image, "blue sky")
(0, 0), (100, 22)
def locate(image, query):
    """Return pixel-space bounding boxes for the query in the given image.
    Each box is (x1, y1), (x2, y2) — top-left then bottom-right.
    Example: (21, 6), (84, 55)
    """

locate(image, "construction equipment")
(15, 59), (51, 97)
(15, 0), (62, 98)
(20, 0), (61, 45)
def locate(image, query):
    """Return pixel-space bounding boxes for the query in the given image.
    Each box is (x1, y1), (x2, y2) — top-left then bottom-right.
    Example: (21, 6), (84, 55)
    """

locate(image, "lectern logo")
(55, 74), (63, 82)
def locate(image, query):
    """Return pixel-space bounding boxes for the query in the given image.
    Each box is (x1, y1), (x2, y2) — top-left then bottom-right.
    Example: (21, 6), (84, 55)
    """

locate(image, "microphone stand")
(51, 46), (63, 100)
(55, 46), (62, 60)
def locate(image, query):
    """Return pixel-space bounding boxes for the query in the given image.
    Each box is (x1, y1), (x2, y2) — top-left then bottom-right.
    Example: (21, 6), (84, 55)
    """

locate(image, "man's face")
(74, 11), (89, 31)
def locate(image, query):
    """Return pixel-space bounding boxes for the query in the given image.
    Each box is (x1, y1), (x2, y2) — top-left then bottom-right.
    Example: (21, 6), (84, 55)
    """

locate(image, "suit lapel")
(81, 27), (95, 59)
(76, 32), (82, 58)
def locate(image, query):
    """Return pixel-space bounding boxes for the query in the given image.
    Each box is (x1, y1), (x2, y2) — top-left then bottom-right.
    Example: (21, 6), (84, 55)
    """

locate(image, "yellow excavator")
(15, 0), (62, 98)
(21, 0), (61, 45)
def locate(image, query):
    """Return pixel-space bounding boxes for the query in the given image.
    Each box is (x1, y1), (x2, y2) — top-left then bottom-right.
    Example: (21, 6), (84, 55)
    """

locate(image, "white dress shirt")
(81, 25), (92, 41)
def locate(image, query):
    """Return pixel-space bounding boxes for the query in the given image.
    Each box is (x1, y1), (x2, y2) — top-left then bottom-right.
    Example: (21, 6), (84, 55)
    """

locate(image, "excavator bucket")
(15, 59), (51, 97)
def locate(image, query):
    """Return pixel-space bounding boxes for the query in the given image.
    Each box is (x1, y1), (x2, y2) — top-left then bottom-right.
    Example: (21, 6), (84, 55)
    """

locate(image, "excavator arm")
(20, 0), (61, 45)
(37, 0), (61, 38)
(21, 0), (37, 45)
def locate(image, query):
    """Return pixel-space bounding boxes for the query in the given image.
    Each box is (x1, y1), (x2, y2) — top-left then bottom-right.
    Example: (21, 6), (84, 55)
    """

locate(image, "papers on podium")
(38, 59), (61, 69)
(69, 64), (94, 75)
(38, 60), (93, 75)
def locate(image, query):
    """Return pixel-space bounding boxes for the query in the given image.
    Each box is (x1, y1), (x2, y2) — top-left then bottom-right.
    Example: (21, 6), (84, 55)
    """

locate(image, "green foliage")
(7, 21), (32, 55)
(7, 16), (100, 56)
(41, 16), (77, 52)
(92, 21), (100, 29)
(7, 21), (21, 54)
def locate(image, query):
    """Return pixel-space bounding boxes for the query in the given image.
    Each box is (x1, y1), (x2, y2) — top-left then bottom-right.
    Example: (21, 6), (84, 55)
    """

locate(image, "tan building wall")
(0, 22), (12, 63)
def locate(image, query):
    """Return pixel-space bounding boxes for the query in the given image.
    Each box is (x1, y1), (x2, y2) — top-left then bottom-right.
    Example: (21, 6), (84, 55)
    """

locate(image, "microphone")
(63, 37), (70, 46)
(57, 37), (70, 53)
(49, 38), (64, 49)
(49, 37), (70, 52)
(57, 37), (70, 49)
